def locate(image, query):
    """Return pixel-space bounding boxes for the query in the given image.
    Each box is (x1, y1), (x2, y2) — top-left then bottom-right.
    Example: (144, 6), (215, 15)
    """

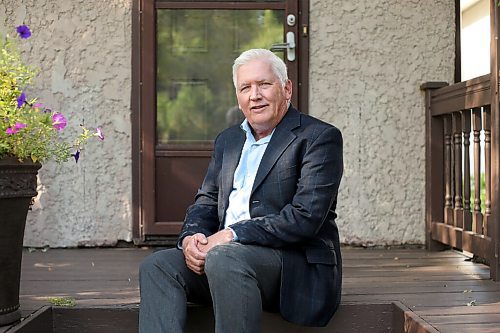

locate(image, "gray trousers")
(139, 243), (282, 333)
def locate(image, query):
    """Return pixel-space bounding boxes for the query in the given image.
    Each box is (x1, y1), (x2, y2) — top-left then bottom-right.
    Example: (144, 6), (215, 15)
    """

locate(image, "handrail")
(422, 73), (498, 281)
(429, 74), (490, 116)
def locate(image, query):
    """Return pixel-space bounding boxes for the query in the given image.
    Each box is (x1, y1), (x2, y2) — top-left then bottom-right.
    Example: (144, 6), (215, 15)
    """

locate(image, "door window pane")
(156, 9), (284, 145)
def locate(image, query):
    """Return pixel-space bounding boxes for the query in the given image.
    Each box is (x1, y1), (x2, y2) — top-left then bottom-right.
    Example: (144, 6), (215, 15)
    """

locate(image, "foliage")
(156, 9), (283, 144)
(0, 25), (103, 163)
(47, 296), (76, 307)
(470, 173), (486, 213)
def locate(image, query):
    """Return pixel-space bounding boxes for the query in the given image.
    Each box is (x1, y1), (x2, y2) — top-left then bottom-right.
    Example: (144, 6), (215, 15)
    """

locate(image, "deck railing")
(422, 74), (499, 280)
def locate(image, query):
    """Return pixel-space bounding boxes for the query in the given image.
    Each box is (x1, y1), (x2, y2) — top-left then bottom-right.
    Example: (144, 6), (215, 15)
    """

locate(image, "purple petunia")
(16, 25), (31, 39)
(6, 127), (16, 135)
(71, 150), (80, 163)
(16, 92), (26, 108)
(52, 112), (67, 131)
(95, 127), (104, 140)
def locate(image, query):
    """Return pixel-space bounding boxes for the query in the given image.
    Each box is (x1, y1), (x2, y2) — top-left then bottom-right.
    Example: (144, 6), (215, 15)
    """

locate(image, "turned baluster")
(452, 112), (463, 228)
(472, 107), (483, 234)
(462, 109), (472, 231)
(483, 106), (491, 236)
(444, 115), (453, 225)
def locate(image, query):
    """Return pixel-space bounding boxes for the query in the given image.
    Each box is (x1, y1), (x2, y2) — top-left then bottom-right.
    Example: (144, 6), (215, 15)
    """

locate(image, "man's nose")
(250, 85), (261, 100)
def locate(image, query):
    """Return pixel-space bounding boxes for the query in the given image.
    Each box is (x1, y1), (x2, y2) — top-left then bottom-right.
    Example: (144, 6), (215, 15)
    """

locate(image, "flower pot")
(0, 157), (40, 326)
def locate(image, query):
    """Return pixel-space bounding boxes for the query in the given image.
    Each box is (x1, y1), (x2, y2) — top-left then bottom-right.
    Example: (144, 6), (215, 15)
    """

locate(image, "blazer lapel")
(221, 127), (246, 207)
(251, 107), (301, 195)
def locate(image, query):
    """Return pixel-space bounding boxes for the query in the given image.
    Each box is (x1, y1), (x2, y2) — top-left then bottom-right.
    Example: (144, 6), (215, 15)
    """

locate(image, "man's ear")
(284, 79), (293, 100)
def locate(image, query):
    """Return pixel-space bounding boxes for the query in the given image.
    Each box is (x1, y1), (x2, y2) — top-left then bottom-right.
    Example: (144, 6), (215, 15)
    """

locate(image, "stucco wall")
(1, 0), (455, 247)
(0, 0), (133, 247)
(309, 0), (455, 245)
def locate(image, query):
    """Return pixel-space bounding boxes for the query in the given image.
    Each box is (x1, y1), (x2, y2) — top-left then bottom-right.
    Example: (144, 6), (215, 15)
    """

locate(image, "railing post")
(489, 0), (500, 280)
(421, 82), (449, 251)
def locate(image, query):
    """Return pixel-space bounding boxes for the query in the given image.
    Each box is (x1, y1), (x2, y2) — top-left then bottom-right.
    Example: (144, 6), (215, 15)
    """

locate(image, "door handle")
(270, 31), (296, 61)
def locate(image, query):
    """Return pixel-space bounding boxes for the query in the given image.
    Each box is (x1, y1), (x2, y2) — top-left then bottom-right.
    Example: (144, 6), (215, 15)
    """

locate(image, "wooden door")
(133, 0), (309, 243)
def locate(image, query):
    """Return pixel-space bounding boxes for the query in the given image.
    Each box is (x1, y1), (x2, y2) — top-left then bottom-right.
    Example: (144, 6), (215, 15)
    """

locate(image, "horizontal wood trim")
(146, 221), (183, 235)
(431, 222), (492, 260)
(155, 150), (213, 157)
(429, 74), (491, 116)
(156, 143), (214, 151)
(431, 221), (462, 249)
(462, 231), (492, 260)
(156, 2), (286, 9)
(153, 221), (185, 226)
(420, 81), (448, 90)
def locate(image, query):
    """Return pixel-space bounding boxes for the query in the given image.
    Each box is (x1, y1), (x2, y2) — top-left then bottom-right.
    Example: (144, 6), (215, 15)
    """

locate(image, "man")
(139, 49), (343, 332)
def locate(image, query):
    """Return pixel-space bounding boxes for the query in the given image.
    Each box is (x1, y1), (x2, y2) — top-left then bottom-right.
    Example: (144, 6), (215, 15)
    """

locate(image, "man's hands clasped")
(182, 229), (234, 275)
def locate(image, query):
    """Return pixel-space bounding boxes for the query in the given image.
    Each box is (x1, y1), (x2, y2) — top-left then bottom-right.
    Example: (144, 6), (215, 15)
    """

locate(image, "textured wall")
(309, 0), (455, 245)
(0, 0), (132, 247)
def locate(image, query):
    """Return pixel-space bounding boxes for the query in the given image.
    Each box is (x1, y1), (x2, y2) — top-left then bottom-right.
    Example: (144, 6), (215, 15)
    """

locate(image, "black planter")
(0, 157), (41, 326)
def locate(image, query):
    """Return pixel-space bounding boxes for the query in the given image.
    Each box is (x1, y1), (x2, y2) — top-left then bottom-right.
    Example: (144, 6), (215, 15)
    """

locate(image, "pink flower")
(32, 103), (44, 111)
(15, 122), (27, 130)
(95, 127), (104, 140)
(52, 112), (67, 131)
(5, 122), (27, 135)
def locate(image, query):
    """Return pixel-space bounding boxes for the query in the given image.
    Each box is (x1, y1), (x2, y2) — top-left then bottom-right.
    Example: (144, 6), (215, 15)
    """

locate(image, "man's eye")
(240, 86), (249, 92)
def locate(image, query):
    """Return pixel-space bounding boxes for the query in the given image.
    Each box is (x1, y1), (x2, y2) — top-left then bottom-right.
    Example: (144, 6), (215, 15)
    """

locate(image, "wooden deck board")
(2, 247), (499, 332)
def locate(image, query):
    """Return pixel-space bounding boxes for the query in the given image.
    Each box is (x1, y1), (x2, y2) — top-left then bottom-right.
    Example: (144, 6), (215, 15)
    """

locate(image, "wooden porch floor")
(2, 246), (500, 332)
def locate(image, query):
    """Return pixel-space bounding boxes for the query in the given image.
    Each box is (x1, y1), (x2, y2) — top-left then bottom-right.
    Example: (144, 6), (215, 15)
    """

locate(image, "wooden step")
(6, 302), (438, 333)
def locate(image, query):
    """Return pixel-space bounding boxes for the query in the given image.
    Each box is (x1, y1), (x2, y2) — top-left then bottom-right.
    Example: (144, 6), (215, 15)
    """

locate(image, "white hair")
(232, 49), (288, 89)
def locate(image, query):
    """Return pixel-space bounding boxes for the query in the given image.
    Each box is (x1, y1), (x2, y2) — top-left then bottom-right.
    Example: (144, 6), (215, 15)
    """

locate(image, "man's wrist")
(226, 227), (239, 242)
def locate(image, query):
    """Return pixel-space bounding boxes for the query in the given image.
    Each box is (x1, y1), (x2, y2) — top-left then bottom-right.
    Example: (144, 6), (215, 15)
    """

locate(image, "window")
(460, 0), (490, 81)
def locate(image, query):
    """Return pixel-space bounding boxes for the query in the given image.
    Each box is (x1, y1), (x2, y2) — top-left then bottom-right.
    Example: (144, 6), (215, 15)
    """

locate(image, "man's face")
(235, 58), (292, 136)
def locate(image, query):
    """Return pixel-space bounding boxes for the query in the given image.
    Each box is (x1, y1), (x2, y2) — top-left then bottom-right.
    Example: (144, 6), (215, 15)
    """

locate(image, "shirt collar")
(240, 119), (274, 145)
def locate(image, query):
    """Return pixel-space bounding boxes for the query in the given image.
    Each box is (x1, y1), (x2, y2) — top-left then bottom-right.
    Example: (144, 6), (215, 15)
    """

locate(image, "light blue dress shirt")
(224, 119), (274, 238)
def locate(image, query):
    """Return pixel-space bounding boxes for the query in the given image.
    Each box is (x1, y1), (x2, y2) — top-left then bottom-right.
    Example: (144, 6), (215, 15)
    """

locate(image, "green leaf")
(47, 296), (76, 307)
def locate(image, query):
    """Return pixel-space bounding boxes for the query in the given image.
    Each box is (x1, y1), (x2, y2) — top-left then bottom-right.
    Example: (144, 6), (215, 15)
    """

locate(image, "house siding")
(309, 0), (455, 245)
(1, 0), (455, 247)
(0, 0), (133, 247)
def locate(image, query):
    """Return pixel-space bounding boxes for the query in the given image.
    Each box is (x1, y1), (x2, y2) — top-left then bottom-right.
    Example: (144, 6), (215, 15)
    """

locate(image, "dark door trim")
(131, 0), (140, 243)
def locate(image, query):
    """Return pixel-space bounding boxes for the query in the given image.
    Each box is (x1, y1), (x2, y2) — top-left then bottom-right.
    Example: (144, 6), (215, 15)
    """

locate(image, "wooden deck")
(2, 247), (499, 332)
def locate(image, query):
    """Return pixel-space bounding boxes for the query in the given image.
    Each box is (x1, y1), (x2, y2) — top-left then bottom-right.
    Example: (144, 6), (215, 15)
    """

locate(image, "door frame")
(132, 0), (309, 244)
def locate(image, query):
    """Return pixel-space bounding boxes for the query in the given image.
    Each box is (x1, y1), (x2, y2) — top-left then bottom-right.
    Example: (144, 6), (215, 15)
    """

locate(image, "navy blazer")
(179, 106), (343, 326)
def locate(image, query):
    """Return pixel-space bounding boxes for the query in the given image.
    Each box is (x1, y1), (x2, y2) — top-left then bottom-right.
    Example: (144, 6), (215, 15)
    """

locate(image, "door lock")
(270, 31), (296, 62)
